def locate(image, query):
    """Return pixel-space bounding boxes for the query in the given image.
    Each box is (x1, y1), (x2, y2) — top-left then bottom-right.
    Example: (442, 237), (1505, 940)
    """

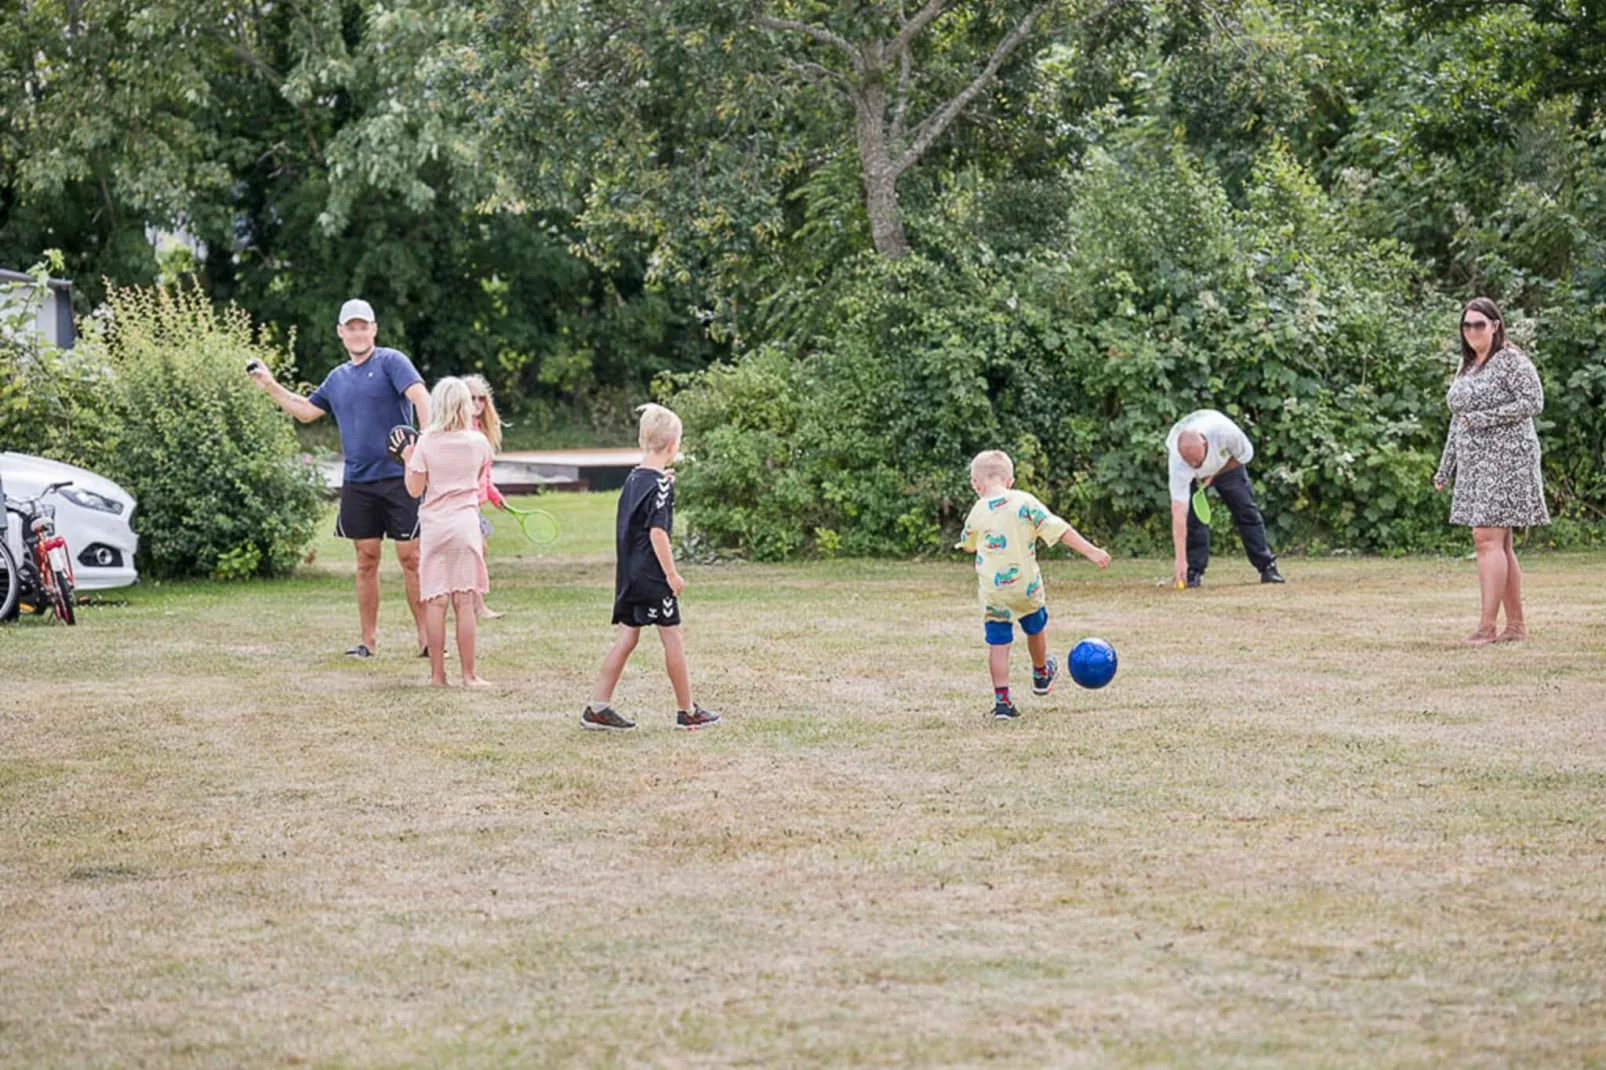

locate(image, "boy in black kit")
(581, 404), (722, 732)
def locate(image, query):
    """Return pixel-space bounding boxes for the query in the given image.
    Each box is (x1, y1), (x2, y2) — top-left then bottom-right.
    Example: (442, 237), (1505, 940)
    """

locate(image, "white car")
(1, 451), (139, 591)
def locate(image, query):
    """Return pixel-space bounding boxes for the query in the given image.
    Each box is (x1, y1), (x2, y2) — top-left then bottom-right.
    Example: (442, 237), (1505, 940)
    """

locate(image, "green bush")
(1, 258), (120, 470)
(88, 284), (325, 580)
(674, 137), (1477, 559)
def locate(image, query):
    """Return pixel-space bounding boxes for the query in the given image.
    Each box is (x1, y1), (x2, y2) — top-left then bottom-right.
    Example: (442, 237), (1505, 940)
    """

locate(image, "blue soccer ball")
(1068, 637), (1118, 689)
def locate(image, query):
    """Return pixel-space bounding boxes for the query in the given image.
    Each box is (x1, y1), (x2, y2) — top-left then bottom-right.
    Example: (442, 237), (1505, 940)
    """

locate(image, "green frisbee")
(1191, 486), (1212, 524)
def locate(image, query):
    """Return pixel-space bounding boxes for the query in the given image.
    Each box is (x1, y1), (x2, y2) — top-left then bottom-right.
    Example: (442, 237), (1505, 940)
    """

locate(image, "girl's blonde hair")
(428, 377), (475, 434)
(637, 403), (682, 452)
(464, 374), (502, 452)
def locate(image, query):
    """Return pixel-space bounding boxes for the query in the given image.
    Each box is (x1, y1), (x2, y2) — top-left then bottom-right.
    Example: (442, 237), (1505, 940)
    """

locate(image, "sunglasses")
(1461, 320), (1494, 331)
(471, 395), (488, 402)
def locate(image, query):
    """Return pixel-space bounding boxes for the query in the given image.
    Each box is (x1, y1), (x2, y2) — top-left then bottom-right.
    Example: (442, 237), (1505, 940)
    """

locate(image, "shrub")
(1, 258), (120, 471)
(674, 137), (1476, 558)
(84, 284), (324, 580)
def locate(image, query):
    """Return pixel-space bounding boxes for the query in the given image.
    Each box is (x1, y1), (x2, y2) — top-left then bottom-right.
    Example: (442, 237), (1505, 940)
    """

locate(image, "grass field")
(3, 492), (1604, 1067)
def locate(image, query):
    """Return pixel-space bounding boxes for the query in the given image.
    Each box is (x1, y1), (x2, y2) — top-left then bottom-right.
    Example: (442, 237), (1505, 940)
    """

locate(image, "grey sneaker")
(581, 703), (636, 732)
(676, 704), (721, 730)
(1032, 656), (1058, 696)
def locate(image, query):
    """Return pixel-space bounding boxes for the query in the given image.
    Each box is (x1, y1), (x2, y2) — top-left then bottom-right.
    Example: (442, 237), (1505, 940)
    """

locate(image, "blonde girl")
(402, 377), (493, 687)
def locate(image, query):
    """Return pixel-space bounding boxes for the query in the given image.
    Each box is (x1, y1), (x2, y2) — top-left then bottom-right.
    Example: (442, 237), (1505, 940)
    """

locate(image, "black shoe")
(581, 703), (636, 732)
(1260, 565), (1286, 584)
(676, 704), (721, 730)
(345, 644), (373, 658)
(1185, 572), (1203, 589)
(1032, 656), (1058, 697)
(992, 699), (1020, 721)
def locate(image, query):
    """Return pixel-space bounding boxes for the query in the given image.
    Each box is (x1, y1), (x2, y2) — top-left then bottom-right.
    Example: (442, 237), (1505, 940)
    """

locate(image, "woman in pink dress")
(465, 374), (507, 620)
(403, 377), (493, 687)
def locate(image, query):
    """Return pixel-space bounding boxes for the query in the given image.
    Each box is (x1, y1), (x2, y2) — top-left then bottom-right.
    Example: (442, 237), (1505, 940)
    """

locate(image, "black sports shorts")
(612, 592), (682, 628)
(336, 477), (420, 542)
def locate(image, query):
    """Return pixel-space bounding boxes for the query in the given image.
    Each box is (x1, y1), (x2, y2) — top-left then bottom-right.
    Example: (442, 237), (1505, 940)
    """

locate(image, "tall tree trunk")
(852, 76), (910, 260)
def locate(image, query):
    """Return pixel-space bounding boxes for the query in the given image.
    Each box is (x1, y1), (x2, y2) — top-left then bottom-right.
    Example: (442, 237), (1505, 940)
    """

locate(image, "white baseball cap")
(337, 298), (376, 325)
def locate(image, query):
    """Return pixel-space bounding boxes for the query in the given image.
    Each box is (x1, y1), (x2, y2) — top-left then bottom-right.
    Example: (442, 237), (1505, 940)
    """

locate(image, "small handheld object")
(1191, 485), (1212, 525)
(244, 359), (264, 375)
(1068, 637), (1118, 689)
(386, 424), (419, 466)
(502, 502), (559, 546)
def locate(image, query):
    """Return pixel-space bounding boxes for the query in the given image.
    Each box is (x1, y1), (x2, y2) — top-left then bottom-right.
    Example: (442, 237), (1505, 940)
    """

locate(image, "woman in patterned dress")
(1434, 297), (1550, 644)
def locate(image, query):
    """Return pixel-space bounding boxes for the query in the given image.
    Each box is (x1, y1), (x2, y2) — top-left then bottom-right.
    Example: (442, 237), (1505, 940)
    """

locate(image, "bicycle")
(2, 480), (78, 625)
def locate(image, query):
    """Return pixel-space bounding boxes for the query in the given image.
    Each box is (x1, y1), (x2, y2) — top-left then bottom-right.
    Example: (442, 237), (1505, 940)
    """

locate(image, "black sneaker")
(676, 704), (721, 730)
(1185, 572), (1203, 589)
(992, 699), (1020, 721)
(1260, 565), (1286, 584)
(581, 703), (636, 732)
(1032, 656), (1058, 696)
(345, 644), (373, 658)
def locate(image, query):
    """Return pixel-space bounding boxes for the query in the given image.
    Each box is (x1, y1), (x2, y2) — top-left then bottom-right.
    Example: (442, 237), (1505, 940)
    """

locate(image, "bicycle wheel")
(48, 567), (75, 625)
(0, 541), (18, 622)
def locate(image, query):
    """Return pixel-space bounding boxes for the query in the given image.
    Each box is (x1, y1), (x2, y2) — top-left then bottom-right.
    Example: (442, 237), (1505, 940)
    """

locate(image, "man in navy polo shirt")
(250, 299), (432, 658)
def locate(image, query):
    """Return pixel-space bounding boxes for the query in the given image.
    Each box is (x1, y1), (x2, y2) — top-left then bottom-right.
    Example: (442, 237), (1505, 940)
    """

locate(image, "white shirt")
(1166, 409), (1254, 503)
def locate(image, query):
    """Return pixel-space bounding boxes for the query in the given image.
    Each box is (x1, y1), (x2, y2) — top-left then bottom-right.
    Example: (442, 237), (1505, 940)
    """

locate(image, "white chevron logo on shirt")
(654, 477), (671, 509)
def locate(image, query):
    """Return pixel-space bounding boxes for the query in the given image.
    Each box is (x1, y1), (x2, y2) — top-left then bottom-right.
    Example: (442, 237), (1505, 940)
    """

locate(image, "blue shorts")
(984, 606), (1048, 646)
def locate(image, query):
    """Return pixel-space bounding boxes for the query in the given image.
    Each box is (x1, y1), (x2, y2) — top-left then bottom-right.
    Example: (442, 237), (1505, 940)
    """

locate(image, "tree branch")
(893, 4), (1044, 175)
(782, 56), (851, 97)
(889, 0), (951, 56)
(890, 40), (912, 144)
(752, 15), (858, 61)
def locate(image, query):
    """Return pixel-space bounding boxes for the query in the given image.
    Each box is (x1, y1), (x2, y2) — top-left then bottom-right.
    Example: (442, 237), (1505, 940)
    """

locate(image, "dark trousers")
(1187, 465), (1276, 577)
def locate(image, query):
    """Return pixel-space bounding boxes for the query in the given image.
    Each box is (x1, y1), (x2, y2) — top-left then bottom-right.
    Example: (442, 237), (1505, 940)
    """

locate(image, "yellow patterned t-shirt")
(956, 490), (1072, 622)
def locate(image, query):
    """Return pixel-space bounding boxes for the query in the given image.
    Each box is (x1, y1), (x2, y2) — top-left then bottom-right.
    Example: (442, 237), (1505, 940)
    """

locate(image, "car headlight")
(60, 487), (125, 515)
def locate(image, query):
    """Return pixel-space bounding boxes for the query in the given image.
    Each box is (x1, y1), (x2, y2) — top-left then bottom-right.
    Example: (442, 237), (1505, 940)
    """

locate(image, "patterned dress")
(1435, 346), (1550, 528)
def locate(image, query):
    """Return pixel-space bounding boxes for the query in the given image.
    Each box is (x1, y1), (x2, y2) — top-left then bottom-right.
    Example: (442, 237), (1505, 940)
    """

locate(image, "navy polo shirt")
(308, 347), (425, 483)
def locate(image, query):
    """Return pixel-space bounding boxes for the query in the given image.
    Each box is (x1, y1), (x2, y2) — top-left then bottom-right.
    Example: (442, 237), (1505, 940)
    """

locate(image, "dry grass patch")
(2, 495), (1604, 1066)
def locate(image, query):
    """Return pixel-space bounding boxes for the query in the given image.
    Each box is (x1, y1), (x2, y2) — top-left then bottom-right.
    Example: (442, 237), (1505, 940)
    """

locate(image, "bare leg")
(988, 644), (1011, 689)
(1025, 630), (1049, 672)
(454, 591), (488, 686)
(1467, 526), (1507, 643)
(1498, 528), (1527, 641)
(394, 539), (429, 653)
(591, 626), (641, 704)
(475, 535), (504, 620)
(353, 539), (382, 649)
(423, 598), (448, 685)
(659, 625), (693, 712)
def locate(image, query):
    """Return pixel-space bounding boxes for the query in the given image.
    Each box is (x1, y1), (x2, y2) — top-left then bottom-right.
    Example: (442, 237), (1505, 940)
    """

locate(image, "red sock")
(994, 686), (1011, 704)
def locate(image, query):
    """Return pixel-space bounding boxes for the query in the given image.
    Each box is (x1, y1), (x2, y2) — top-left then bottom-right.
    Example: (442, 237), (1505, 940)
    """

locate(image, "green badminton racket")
(502, 502), (559, 545)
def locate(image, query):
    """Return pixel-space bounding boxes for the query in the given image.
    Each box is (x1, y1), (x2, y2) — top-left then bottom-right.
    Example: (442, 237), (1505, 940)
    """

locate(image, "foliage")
(1, 255), (120, 470)
(675, 137), (1464, 558)
(88, 285), (325, 580)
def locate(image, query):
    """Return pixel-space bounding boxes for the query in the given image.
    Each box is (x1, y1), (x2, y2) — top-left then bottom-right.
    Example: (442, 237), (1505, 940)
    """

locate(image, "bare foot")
(463, 676), (494, 690)
(1461, 629), (1498, 646)
(1495, 627), (1528, 643)
(424, 677), (449, 688)
(476, 608), (506, 621)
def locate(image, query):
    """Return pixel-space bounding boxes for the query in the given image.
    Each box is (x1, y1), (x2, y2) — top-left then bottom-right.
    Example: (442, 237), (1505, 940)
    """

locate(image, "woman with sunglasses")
(466, 375), (507, 621)
(1434, 297), (1550, 644)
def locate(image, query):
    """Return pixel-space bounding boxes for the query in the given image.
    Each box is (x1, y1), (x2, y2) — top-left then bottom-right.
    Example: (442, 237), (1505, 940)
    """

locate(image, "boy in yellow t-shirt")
(956, 450), (1110, 720)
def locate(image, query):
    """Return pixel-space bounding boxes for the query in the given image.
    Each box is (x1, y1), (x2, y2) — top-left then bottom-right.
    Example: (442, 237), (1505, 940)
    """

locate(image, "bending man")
(1166, 409), (1285, 589)
(250, 299), (432, 657)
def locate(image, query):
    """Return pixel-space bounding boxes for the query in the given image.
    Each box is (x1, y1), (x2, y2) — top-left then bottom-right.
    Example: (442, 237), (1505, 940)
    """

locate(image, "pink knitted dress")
(407, 429), (492, 601)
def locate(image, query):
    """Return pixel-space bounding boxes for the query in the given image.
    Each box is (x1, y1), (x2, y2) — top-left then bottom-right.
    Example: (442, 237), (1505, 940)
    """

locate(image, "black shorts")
(612, 592), (682, 628)
(336, 477), (420, 542)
